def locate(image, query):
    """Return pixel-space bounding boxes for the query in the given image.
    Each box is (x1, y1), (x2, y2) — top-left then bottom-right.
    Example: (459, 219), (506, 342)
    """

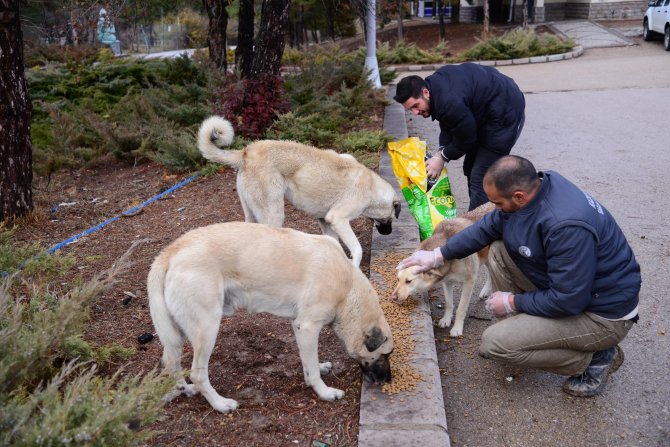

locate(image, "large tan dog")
(148, 222), (394, 413)
(391, 202), (495, 337)
(197, 115), (401, 267)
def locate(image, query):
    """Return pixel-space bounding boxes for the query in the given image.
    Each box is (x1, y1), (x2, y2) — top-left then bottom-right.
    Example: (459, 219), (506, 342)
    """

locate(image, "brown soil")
(14, 162), (372, 447)
(10, 21), (523, 447)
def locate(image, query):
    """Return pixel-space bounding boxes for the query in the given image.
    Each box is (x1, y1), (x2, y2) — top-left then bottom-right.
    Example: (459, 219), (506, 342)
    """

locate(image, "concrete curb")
(357, 87), (451, 447)
(387, 45), (584, 72)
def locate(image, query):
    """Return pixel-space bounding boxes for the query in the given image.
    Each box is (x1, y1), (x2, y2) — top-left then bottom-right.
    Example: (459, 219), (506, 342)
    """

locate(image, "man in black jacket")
(394, 63), (526, 210)
(398, 155), (640, 397)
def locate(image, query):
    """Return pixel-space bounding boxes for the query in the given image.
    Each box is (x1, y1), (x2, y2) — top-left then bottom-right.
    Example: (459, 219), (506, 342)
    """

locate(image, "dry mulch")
(14, 161), (372, 447)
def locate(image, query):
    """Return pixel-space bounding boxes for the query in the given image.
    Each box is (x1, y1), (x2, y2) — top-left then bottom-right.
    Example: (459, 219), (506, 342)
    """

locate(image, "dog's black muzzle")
(360, 353), (392, 385)
(375, 220), (393, 235)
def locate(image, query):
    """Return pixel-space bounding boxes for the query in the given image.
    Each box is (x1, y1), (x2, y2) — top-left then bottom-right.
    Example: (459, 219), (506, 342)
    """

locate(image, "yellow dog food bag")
(388, 137), (457, 240)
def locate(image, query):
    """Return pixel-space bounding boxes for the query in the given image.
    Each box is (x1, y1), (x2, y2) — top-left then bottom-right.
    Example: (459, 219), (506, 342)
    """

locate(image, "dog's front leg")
(438, 281), (454, 329)
(479, 264), (492, 298)
(317, 218), (340, 241)
(291, 320), (344, 401)
(451, 275), (476, 337)
(325, 215), (362, 267)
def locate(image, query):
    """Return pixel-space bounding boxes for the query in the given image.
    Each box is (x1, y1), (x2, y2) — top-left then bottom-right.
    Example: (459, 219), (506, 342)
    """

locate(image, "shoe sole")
(610, 345), (624, 374)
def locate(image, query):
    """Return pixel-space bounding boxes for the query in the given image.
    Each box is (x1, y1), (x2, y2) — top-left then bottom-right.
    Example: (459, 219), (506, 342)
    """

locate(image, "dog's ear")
(423, 267), (446, 283)
(364, 326), (388, 352)
(393, 200), (401, 218)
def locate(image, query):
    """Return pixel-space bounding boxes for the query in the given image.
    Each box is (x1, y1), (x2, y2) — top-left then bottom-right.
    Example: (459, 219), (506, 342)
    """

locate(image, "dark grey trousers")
(463, 114), (526, 211)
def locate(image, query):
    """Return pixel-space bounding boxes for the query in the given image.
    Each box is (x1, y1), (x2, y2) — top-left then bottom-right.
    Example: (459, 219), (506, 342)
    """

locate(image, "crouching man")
(398, 155), (640, 397)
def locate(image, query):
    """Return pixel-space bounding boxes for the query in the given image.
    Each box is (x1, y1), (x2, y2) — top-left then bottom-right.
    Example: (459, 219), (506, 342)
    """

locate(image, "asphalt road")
(403, 40), (670, 446)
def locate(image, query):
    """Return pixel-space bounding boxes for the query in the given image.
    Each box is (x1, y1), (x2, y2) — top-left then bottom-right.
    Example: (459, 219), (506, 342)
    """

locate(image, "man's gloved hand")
(397, 247), (444, 273)
(426, 154), (445, 179)
(484, 291), (516, 317)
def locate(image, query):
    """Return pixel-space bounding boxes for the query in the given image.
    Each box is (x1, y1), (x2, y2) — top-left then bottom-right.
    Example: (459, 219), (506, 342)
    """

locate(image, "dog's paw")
(479, 288), (491, 299)
(210, 397), (239, 414)
(319, 362), (333, 375)
(317, 386), (345, 401)
(162, 388), (183, 402)
(449, 324), (464, 337)
(436, 316), (452, 328)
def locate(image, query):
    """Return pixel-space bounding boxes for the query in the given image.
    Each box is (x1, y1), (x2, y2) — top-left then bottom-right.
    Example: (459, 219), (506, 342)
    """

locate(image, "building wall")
(461, 0), (647, 22)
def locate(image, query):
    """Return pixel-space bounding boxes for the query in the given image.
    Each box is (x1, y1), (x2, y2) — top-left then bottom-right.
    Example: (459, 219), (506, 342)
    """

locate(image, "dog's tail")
(197, 115), (244, 168)
(147, 255), (183, 371)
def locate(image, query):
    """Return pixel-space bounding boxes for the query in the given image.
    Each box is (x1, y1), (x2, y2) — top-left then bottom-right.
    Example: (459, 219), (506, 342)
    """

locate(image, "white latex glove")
(426, 155), (446, 179)
(484, 291), (516, 317)
(397, 247), (444, 273)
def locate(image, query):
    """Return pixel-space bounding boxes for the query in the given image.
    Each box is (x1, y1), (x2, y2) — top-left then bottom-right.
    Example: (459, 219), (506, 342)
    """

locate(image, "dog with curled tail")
(197, 115), (401, 268)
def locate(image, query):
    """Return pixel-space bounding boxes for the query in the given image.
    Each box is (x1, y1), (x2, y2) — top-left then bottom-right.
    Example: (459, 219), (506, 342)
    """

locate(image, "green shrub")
(335, 130), (391, 167)
(0, 228), (74, 281)
(0, 362), (170, 447)
(458, 28), (575, 61)
(134, 124), (203, 172)
(160, 54), (208, 86)
(282, 53), (370, 105)
(267, 112), (340, 147)
(374, 40), (449, 64)
(28, 58), (211, 175)
(336, 130), (391, 153)
(23, 41), (101, 68)
(0, 243), (172, 446)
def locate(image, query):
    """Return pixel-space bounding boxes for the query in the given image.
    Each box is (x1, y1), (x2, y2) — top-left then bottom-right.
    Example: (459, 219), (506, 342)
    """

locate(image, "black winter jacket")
(439, 171), (641, 320)
(425, 63), (526, 161)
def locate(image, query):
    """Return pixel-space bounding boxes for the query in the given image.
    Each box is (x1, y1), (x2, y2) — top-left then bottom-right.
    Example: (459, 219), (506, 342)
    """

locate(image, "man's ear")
(512, 191), (526, 206)
(422, 87), (430, 100)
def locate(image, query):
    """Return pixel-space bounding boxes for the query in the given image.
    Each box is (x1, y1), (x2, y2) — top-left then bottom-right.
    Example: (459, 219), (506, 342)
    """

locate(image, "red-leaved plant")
(212, 73), (291, 140)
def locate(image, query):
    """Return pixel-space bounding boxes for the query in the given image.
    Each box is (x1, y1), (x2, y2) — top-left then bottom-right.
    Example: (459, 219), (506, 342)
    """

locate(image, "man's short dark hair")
(485, 155), (538, 198)
(393, 75), (427, 103)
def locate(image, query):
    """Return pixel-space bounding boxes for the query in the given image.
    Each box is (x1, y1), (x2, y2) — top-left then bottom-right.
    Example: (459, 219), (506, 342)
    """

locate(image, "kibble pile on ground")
(371, 252), (425, 395)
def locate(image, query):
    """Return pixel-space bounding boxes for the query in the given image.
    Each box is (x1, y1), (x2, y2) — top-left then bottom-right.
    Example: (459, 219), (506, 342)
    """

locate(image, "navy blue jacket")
(426, 63), (525, 161)
(440, 171), (641, 319)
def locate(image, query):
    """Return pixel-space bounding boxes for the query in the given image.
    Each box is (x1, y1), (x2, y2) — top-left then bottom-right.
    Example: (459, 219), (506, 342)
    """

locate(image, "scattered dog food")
(371, 252), (425, 395)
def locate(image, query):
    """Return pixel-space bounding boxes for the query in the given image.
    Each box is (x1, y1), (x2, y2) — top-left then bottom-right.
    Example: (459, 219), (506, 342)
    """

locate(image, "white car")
(643, 0), (670, 50)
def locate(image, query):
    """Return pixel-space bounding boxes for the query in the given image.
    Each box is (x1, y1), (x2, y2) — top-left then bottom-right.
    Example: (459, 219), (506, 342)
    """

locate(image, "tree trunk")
(249, 0), (290, 78)
(438, 0), (445, 40)
(204, 0), (229, 70)
(0, 0), (33, 222)
(397, 0), (403, 41)
(450, 0), (460, 24)
(236, 0), (255, 78)
(483, 0), (490, 38)
(324, 0), (335, 41)
(522, 0), (528, 28)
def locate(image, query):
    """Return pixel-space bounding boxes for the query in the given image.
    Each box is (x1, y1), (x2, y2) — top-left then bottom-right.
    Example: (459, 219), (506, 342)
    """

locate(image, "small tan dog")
(391, 202), (495, 337)
(148, 222), (394, 413)
(197, 115), (401, 267)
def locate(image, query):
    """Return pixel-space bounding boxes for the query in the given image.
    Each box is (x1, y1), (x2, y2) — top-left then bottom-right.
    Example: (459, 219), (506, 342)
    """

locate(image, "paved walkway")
(358, 19), (641, 447)
(549, 20), (637, 48)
